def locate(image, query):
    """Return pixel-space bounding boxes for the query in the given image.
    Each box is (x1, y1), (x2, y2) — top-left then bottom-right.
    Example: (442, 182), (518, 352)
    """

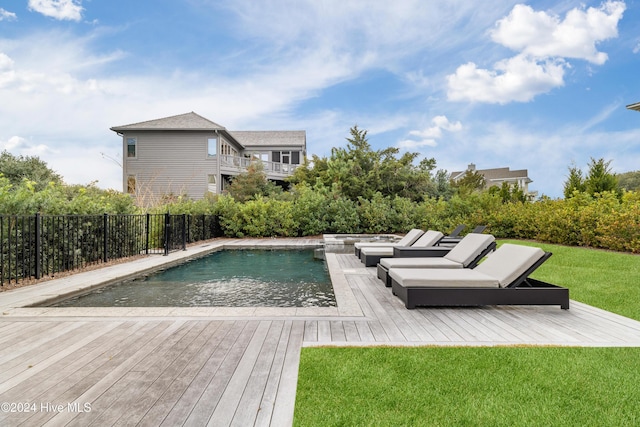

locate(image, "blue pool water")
(53, 249), (335, 307)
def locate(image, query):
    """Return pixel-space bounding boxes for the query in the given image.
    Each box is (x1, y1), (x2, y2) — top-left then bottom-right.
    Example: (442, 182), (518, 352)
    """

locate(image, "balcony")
(219, 155), (299, 179)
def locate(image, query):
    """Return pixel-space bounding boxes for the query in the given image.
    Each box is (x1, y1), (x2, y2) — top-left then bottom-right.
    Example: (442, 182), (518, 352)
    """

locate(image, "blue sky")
(1, 0), (639, 198)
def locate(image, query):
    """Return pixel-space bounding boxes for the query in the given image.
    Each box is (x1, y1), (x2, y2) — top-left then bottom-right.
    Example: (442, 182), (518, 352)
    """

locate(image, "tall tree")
(585, 158), (619, 195)
(227, 161), (282, 202)
(0, 150), (62, 191)
(452, 170), (486, 193)
(563, 162), (586, 198)
(291, 125), (438, 202)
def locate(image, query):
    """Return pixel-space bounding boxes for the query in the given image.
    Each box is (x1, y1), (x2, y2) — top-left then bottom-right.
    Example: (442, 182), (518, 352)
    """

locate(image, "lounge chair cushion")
(473, 243), (545, 287)
(389, 243), (546, 289)
(361, 230), (445, 257)
(380, 257), (464, 269)
(390, 268), (500, 288)
(354, 228), (423, 250)
(411, 230), (444, 247)
(443, 233), (495, 267)
(360, 247), (395, 256)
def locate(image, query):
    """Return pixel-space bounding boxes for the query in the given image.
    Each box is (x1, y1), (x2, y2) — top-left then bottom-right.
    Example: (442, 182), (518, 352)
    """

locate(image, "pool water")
(53, 249), (335, 307)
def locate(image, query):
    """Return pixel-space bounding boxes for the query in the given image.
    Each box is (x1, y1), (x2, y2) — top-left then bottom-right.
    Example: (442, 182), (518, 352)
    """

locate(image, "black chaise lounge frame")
(439, 225), (487, 244)
(390, 252), (569, 310)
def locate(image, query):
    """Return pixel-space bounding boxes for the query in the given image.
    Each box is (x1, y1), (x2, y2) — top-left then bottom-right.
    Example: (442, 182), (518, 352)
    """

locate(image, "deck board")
(1, 245), (640, 426)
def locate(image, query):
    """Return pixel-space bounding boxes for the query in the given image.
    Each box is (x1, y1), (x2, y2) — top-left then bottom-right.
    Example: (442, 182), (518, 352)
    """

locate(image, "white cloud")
(409, 115), (462, 139)
(398, 115), (462, 149)
(397, 138), (438, 149)
(0, 135), (55, 156)
(1, 136), (27, 151)
(446, 1), (625, 104)
(447, 55), (566, 104)
(28, 0), (83, 22)
(491, 2), (625, 65)
(0, 53), (15, 88)
(0, 8), (17, 21)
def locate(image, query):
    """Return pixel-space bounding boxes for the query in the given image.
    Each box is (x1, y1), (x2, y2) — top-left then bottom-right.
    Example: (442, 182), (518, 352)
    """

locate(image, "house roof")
(110, 112), (226, 132)
(111, 112), (307, 151)
(230, 131), (306, 148)
(627, 102), (640, 112)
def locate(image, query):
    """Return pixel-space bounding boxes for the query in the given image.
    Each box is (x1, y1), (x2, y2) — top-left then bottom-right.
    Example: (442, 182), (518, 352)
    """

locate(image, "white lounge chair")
(377, 233), (496, 286)
(359, 230), (445, 266)
(389, 243), (569, 309)
(353, 228), (424, 258)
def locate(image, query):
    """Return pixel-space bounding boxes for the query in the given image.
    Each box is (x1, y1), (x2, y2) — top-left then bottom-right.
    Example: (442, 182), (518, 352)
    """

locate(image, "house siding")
(123, 130), (224, 201)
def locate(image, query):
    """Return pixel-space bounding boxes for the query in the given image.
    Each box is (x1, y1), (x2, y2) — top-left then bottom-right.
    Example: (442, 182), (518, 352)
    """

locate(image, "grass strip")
(295, 346), (640, 426)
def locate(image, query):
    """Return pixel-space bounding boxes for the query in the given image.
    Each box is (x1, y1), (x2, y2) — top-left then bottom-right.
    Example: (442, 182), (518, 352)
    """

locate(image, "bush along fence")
(0, 213), (222, 286)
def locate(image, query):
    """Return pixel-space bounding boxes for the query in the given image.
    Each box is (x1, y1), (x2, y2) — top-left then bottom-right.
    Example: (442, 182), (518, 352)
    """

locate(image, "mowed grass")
(294, 242), (640, 426)
(295, 347), (640, 426)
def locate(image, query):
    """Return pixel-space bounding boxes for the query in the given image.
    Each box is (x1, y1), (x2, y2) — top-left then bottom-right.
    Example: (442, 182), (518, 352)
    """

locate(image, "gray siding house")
(111, 112), (306, 202)
(451, 163), (536, 197)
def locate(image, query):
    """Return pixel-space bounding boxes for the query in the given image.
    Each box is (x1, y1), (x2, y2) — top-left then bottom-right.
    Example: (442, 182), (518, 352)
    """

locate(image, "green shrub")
(357, 192), (394, 233)
(324, 195), (360, 233)
(389, 196), (418, 232)
(291, 184), (329, 236)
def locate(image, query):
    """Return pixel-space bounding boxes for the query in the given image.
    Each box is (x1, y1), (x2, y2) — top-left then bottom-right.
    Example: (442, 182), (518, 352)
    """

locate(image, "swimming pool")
(52, 249), (335, 308)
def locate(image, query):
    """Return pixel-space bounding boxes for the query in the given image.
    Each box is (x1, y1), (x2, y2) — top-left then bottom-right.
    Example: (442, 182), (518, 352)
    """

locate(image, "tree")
(226, 161), (282, 202)
(0, 150), (62, 191)
(452, 170), (486, 193)
(290, 125), (438, 202)
(563, 163), (586, 198)
(563, 158), (620, 198)
(585, 158), (619, 196)
(433, 169), (455, 200)
(617, 170), (640, 192)
(488, 181), (527, 203)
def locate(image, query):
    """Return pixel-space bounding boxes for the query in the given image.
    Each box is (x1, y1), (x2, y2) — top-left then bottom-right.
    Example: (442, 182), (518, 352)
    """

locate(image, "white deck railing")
(219, 155), (299, 176)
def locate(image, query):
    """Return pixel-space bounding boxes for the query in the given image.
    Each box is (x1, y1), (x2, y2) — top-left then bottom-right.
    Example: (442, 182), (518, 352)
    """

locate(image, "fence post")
(145, 213), (150, 255)
(163, 212), (170, 256)
(35, 213), (41, 280)
(182, 214), (187, 251)
(103, 213), (109, 263)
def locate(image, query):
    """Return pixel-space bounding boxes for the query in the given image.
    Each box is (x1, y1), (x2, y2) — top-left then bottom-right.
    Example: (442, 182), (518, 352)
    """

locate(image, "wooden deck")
(2, 247), (640, 426)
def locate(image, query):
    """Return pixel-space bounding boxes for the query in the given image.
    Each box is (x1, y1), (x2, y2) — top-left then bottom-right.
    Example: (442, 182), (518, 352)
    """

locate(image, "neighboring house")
(110, 112), (306, 202)
(450, 163), (536, 197)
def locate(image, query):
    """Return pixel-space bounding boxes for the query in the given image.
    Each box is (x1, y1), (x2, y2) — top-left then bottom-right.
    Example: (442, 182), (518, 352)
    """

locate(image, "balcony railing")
(219, 155), (299, 176)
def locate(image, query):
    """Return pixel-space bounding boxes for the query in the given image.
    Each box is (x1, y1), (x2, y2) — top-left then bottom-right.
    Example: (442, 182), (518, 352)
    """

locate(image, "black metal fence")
(0, 213), (222, 286)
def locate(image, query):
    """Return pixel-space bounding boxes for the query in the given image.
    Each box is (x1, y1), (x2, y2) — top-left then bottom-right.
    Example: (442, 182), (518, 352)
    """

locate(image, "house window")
(220, 141), (238, 156)
(207, 174), (217, 193)
(127, 138), (136, 158)
(127, 175), (136, 194)
(273, 151), (300, 164)
(249, 152), (269, 162)
(207, 138), (217, 157)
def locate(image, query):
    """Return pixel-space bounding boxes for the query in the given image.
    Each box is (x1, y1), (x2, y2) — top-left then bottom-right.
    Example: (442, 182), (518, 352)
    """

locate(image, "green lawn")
(295, 347), (640, 426)
(294, 242), (640, 426)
